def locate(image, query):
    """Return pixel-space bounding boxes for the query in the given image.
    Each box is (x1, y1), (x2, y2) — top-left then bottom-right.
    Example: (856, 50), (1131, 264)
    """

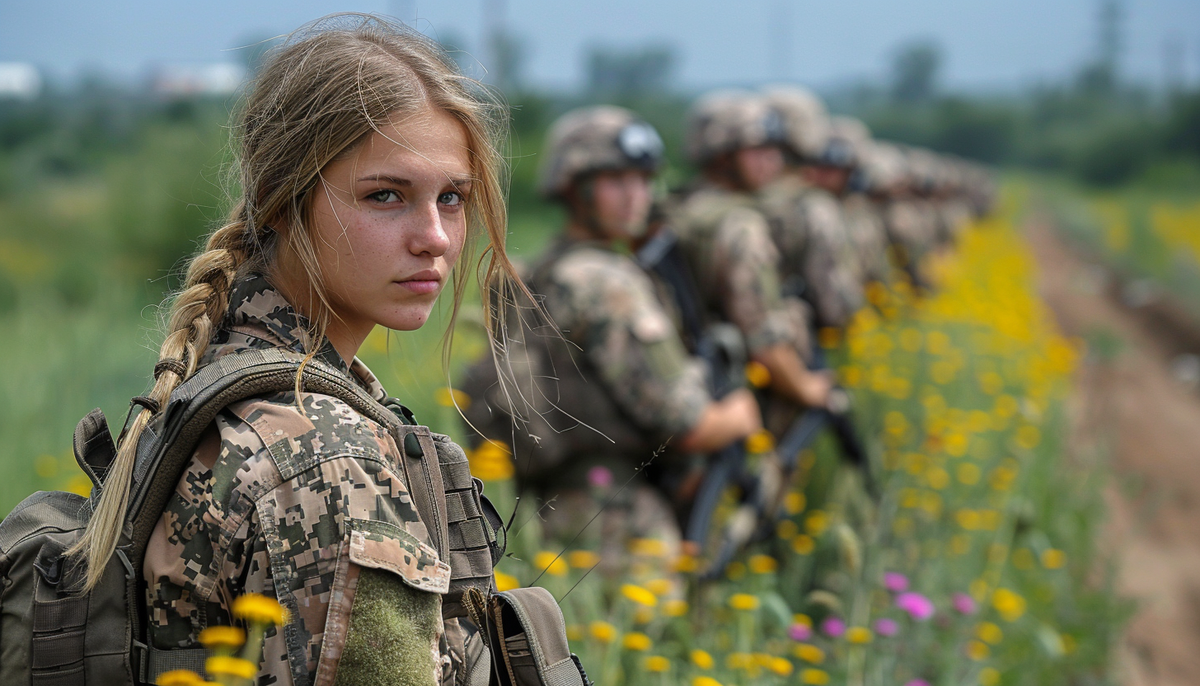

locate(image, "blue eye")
(367, 189), (401, 203)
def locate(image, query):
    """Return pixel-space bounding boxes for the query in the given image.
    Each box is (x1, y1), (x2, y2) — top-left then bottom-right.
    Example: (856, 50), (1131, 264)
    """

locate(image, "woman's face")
(292, 106), (471, 356)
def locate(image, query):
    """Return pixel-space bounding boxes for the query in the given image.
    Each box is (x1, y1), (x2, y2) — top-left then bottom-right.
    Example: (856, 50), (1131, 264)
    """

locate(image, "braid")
(69, 207), (252, 592)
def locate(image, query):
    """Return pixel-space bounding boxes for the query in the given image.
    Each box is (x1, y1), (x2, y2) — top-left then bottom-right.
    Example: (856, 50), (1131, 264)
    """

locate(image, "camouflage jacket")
(757, 175), (863, 329)
(535, 236), (711, 445)
(841, 192), (892, 286)
(143, 273), (481, 686)
(668, 183), (804, 356)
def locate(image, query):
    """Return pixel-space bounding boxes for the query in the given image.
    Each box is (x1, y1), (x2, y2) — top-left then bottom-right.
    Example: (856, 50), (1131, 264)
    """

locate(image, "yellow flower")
(206, 656), (257, 679)
(793, 644), (825, 664)
(567, 550), (600, 569)
(801, 667), (831, 685)
(197, 626), (245, 650)
(744, 361), (772, 388)
(645, 655), (670, 672)
(692, 677), (723, 686)
(977, 621), (1003, 645)
(748, 554), (777, 574)
(770, 657), (794, 676)
(634, 607), (655, 625)
(728, 593), (760, 611)
(1041, 548), (1066, 569)
(469, 441), (514, 481)
(566, 624), (583, 641)
(785, 491), (806, 514)
(792, 534), (816, 555)
(589, 621), (616, 643)
(845, 626), (873, 644)
(674, 554), (699, 573)
(434, 386), (471, 409)
(979, 667), (1001, 686)
(818, 326), (842, 348)
(533, 551), (568, 577)
(804, 510), (829, 536)
(944, 433), (968, 456)
(1016, 424), (1041, 450)
(926, 467), (950, 490)
(992, 588), (1027, 622)
(645, 577), (672, 596)
(494, 570), (519, 591)
(621, 583), (658, 608)
(157, 670), (206, 686)
(663, 599), (689, 617)
(231, 594), (288, 626)
(745, 429), (775, 454)
(792, 613), (813, 627)
(777, 519), (799, 539)
(690, 649), (715, 670)
(622, 631), (652, 651)
(629, 538), (669, 557)
(966, 639), (990, 660)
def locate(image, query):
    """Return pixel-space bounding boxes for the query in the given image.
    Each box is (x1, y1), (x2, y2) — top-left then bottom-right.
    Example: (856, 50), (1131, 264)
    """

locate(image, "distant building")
(0, 63), (42, 100)
(150, 63), (245, 96)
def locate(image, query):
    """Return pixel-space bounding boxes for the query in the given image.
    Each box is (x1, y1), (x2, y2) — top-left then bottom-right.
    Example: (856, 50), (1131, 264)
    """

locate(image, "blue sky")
(2, 0), (1198, 91)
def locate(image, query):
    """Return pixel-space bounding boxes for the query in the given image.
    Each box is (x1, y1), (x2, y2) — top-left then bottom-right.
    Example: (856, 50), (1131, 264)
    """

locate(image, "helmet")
(762, 84), (831, 162)
(857, 141), (908, 193)
(538, 106), (665, 200)
(826, 116), (871, 168)
(685, 90), (786, 164)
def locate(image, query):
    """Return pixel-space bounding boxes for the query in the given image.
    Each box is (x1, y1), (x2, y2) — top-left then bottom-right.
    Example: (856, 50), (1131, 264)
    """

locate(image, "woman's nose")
(408, 199), (451, 257)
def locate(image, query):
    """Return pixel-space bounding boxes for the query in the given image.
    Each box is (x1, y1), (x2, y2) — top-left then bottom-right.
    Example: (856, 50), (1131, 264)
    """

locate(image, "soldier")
(66, 16), (534, 686)
(858, 140), (933, 288)
(671, 90), (834, 423)
(828, 116), (892, 288)
(759, 85), (864, 329)
(461, 106), (762, 574)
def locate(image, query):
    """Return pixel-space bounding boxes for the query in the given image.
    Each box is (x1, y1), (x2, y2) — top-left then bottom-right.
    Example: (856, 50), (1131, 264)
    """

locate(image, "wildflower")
(634, 607), (655, 625)
(793, 613), (813, 627)
(1016, 424), (1041, 449)
(690, 649), (715, 669)
(979, 667), (1001, 686)
(586, 465), (612, 488)
(792, 534), (816, 555)
(621, 583), (658, 608)
(777, 519), (799, 539)
(745, 429), (775, 454)
(1042, 548), (1066, 569)
(926, 467), (950, 490)
(896, 592), (935, 621)
(966, 639), (990, 660)
(470, 441), (514, 481)
(793, 644), (825, 664)
(533, 551), (568, 577)
(820, 616), (845, 637)
(801, 668), (831, 685)
(745, 360), (772, 388)
(494, 570), (519, 591)
(788, 622), (813, 641)
(805, 510), (829, 535)
(992, 588), (1027, 622)
(567, 550), (599, 569)
(630, 538), (669, 557)
(729, 593), (759, 611)
(748, 554), (777, 574)
(692, 677), (723, 686)
(904, 681), (931, 686)
(645, 655), (670, 673)
(845, 626), (873, 644)
(874, 618), (898, 637)
(674, 554), (699, 573)
(664, 599), (689, 617)
(977, 621), (1003, 645)
(588, 621), (616, 643)
(770, 657), (794, 676)
(206, 656), (257, 680)
(622, 632), (652, 651)
(952, 592), (977, 615)
(434, 387), (470, 409)
(883, 571), (908, 592)
(232, 594), (288, 626)
(197, 626), (244, 651)
(157, 671), (206, 686)
(785, 491), (806, 514)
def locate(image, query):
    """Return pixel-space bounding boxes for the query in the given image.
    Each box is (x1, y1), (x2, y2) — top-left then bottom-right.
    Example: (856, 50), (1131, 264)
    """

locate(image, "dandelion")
(845, 626), (873, 644)
(792, 534), (816, 554)
(630, 538), (669, 557)
(770, 657), (794, 676)
(533, 551), (568, 577)
(728, 593), (759, 611)
(896, 592), (935, 621)
(622, 632), (652, 651)
(1042, 548), (1066, 569)
(821, 616), (845, 637)
(748, 554), (777, 574)
(690, 649), (715, 670)
(494, 570), (519, 591)
(966, 639), (989, 660)
(952, 592), (977, 615)
(1016, 424), (1041, 449)
(874, 618), (899, 637)
(232, 594), (288, 626)
(745, 361), (772, 388)
(977, 621), (1003, 645)
(745, 429), (775, 454)
(785, 491), (806, 514)
(692, 677), (723, 686)
(157, 671), (206, 686)
(992, 588), (1027, 622)
(674, 554), (699, 573)
(434, 387), (470, 409)
(206, 656), (257, 680)
(588, 621), (616, 643)
(664, 599), (689, 617)
(793, 644), (825, 664)
(805, 510), (829, 536)
(801, 667), (831, 685)
(621, 583), (658, 608)
(645, 655), (670, 672)
(198, 626), (245, 652)
(567, 550), (599, 569)
(469, 441), (514, 481)
(979, 667), (1001, 686)
(883, 571), (909, 592)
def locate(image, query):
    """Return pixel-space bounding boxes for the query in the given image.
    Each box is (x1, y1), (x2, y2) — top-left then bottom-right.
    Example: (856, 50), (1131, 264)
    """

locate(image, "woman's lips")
(395, 271), (442, 295)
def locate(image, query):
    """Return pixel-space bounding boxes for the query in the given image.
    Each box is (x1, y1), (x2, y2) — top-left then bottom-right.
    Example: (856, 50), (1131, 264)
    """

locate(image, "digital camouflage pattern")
(143, 273), (482, 686)
(685, 91), (785, 164)
(841, 192), (892, 286)
(670, 183), (810, 357)
(757, 175), (863, 329)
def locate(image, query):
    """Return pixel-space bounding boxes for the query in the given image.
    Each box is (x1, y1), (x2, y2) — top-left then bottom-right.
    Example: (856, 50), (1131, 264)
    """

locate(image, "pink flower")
(821, 616), (845, 637)
(788, 623), (813, 641)
(883, 572), (909, 592)
(895, 592), (935, 621)
(587, 466), (613, 489)
(952, 592), (977, 615)
(904, 681), (931, 686)
(874, 618), (899, 637)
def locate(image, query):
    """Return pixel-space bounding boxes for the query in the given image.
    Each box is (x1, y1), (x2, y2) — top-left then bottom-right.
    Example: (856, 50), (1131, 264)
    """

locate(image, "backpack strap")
(483, 587), (590, 686)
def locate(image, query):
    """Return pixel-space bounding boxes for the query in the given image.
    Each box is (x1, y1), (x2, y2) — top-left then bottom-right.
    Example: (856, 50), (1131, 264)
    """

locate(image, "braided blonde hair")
(70, 13), (521, 591)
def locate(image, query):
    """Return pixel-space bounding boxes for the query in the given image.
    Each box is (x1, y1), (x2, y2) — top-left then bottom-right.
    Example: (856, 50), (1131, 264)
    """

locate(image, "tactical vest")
(0, 348), (587, 686)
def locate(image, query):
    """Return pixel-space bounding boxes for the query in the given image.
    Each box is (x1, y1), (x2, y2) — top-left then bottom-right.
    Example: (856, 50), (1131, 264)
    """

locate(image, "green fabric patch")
(333, 567), (442, 686)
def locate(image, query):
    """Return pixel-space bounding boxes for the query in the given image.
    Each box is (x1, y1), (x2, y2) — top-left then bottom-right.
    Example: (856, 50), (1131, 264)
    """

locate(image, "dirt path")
(1026, 218), (1200, 686)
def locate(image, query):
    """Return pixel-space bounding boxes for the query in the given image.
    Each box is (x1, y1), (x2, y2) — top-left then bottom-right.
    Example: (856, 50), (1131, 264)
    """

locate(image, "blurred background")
(2, 1), (1200, 684)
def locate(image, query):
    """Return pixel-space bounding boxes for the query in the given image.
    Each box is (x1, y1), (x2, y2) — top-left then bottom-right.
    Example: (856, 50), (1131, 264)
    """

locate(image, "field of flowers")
(469, 193), (1127, 686)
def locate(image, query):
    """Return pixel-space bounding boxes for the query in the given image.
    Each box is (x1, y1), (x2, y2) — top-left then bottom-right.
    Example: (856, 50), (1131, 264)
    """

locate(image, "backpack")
(0, 348), (585, 686)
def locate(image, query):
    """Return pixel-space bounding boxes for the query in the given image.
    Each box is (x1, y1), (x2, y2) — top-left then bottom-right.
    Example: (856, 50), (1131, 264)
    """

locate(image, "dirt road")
(1026, 219), (1200, 686)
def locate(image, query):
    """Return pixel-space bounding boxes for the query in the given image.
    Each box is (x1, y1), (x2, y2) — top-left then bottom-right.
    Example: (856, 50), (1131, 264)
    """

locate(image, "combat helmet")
(762, 84), (831, 163)
(685, 90), (786, 165)
(538, 105), (665, 200)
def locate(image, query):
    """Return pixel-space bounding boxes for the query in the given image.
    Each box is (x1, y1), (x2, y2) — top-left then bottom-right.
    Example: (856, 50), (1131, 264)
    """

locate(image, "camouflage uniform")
(144, 273), (483, 686)
(827, 116), (891, 286)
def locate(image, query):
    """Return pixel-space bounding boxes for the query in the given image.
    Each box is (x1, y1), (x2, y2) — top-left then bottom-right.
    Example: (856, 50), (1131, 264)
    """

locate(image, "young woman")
(67, 15), (519, 686)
